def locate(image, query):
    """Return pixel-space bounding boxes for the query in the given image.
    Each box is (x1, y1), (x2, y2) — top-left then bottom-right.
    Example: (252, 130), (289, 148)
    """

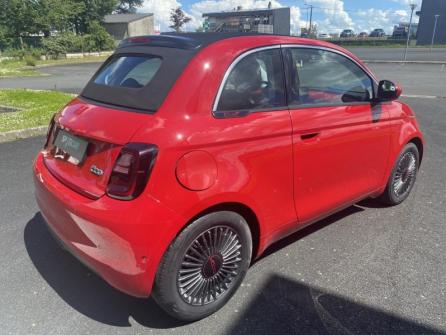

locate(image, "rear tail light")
(44, 115), (56, 149)
(106, 143), (158, 200)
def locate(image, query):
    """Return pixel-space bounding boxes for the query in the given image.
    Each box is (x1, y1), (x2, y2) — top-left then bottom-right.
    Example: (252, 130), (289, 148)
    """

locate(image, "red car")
(33, 33), (424, 321)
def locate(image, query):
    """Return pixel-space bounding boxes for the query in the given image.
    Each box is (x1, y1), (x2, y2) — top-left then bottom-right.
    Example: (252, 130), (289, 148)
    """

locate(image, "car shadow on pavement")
(24, 212), (186, 329)
(225, 274), (444, 335)
(258, 205), (365, 262)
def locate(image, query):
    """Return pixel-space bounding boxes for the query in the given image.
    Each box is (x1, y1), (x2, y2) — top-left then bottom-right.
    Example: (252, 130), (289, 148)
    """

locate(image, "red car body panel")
(33, 35), (424, 297)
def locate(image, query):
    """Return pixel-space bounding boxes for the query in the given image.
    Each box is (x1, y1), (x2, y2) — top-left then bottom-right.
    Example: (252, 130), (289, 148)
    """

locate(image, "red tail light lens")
(106, 143), (158, 200)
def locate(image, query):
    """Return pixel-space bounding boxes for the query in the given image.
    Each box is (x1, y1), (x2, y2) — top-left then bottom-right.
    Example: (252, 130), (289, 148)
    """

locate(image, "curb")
(364, 60), (446, 64)
(0, 126), (47, 143)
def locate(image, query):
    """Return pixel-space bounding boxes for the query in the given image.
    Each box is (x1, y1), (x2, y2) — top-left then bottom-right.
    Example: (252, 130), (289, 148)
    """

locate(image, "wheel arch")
(183, 202), (261, 262)
(408, 137), (424, 164)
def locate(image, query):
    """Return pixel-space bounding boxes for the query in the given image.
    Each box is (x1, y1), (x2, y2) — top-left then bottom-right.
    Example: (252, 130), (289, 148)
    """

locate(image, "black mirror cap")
(377, 80), (402, 102)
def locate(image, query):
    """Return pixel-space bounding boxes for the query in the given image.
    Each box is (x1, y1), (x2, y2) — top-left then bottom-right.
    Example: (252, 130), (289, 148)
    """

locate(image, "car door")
(212, 47), (298, 240)
(283, 46), (392, 224)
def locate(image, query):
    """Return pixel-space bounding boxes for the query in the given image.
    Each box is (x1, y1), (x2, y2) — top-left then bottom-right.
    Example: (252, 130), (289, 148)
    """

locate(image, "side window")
(287, 48), (373, 106)
(216, 48), (286, 112)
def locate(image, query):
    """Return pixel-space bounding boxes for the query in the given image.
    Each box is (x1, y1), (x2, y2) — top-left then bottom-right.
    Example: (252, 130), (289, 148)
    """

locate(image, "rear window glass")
(94, 55), (162, 88)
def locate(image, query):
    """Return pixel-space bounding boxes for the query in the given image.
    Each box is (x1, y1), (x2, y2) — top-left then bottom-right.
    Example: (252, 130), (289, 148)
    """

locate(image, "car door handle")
(300, 132), (320, 141)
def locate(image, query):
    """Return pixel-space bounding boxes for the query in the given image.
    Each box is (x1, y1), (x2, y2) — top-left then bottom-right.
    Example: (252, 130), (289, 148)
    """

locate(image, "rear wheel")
(379, 143), (419, 205)
(152, 211), (252, 321)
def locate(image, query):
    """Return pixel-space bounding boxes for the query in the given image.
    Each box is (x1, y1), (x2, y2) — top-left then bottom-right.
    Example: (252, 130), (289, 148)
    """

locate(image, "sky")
(139, 0), (423, 35)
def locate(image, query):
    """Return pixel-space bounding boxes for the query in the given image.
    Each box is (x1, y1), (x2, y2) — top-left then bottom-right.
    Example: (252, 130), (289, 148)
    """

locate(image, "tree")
(0, 0), (40, 48)
(72, 0), (117, 34)
(115, 0), (143, 14)
(169, 7), (191, 32)
(36, 0), (84, 37)
(83, 21), (116, 51)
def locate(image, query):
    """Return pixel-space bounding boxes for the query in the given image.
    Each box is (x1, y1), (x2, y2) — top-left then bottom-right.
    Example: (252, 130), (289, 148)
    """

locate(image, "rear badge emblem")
(90, 165), (104, 176)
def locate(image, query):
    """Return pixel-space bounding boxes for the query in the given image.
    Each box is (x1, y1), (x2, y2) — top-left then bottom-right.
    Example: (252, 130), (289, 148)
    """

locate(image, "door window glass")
(217, 48), (286, 111)
(287, 48), (373, 106)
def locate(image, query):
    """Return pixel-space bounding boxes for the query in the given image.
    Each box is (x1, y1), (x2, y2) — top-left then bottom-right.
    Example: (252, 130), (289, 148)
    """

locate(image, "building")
(103, 13), (154, 41)
(202, 7), (290, 35)
(416, 0), (446, 45)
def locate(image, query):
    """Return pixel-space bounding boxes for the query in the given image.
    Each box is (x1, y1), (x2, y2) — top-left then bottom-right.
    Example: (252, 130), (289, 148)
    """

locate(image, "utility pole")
(309, 5), (313, 36)
(430, 14), (440, 52)
(403, 3), (417, 62)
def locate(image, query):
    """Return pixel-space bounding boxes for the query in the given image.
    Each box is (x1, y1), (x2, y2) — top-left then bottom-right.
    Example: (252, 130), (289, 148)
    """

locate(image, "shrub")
(3, 48), (26, 59)
(42, 32), (85, 57)
(42, 37), (68, 58)
(83, 21), (116, 52)
(24, 54), (36, 66)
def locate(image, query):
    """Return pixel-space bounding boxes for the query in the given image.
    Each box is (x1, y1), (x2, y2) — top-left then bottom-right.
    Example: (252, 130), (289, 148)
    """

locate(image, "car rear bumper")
(33, 152), (182, 297)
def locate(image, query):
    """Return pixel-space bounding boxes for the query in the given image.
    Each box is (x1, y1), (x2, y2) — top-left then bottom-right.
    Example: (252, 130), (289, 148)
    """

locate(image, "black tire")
(152, 211), (252, 321)
(379, 143), (419, 205)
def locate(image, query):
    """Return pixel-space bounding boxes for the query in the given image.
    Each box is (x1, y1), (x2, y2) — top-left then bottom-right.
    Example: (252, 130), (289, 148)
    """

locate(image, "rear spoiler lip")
(118, 35), (202, 50)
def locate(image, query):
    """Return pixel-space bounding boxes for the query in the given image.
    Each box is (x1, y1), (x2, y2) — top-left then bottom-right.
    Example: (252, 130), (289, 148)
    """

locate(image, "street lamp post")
(430, 14), (440, 52)
(403, 3), (417, 62)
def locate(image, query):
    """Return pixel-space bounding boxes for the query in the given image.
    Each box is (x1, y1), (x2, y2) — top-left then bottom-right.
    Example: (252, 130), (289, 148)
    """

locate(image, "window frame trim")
(212, 44), (379, 117)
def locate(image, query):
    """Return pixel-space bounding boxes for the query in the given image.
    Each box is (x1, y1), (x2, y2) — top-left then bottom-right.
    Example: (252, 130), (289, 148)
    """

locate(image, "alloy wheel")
(393, 151), (417, 198)
(177, 226), (243, 306)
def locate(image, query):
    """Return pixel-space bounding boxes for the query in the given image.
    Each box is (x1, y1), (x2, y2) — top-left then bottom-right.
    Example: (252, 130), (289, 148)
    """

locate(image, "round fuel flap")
(175, 150), (218, 191)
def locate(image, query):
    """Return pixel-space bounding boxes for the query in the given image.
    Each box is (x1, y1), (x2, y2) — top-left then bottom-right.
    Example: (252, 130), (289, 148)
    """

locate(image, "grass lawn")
(0, 56), (107, 78)
(0, 89), (74, 132)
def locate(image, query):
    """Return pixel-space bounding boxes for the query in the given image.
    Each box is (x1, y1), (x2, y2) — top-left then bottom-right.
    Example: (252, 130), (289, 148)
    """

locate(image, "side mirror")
(377, 80), (402, 102)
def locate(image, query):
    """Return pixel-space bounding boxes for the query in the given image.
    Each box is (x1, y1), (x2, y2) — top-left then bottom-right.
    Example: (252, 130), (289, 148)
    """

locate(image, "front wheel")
(379, 143), (419, 205)
(152, 211), (252, 321)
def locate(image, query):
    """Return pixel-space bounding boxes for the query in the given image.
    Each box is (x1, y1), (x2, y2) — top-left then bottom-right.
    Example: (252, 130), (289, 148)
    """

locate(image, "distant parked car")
(370, 28), (385, 37)
(393, 26), (408, 39)
(318, 33), (329, 39)
(358, 32), (368, 38)
(340, 29), (355, 38)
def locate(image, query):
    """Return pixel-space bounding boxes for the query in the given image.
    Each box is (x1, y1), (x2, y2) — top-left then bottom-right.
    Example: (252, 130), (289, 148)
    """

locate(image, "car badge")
(90, 165), (104, 176)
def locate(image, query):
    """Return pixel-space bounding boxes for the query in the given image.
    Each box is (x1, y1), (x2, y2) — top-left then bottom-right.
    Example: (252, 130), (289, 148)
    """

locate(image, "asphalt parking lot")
(1, 61), (446, 334)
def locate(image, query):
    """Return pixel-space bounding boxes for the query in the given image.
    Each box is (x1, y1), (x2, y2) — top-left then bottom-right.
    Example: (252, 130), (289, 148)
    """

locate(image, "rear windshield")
(94, 55), (162, 88)
(80, 46), (197, 113)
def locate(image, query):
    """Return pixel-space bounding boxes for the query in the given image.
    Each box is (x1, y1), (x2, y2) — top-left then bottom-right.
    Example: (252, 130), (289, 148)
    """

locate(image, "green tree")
(0, 0), (40, 47)
(36, 0), (84, 37)
(115, 0), (143, 14)
(73, 0), (118, 34)
(169, 7), (191, 32)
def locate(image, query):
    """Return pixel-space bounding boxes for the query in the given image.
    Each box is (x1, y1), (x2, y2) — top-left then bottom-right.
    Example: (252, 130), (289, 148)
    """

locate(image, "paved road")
(347, 47), (446, 62)
(0, 62), (100, 93)
(1, 65), (446, 334)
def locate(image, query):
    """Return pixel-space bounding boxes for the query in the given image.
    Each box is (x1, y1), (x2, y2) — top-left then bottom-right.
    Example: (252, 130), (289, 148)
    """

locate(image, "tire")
(152, 211), (252, 321)
(379, 143), (419, 206)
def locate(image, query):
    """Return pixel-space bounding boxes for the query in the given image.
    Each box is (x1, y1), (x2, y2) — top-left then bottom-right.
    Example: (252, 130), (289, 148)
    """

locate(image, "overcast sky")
(140, 0), (423, 34)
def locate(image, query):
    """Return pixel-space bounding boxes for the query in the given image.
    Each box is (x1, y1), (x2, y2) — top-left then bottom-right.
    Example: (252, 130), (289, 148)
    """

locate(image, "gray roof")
(103, 13), (153, 24)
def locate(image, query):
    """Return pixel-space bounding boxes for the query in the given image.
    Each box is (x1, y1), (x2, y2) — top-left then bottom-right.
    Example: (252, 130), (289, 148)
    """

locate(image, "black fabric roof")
(81, 33), (274, 113)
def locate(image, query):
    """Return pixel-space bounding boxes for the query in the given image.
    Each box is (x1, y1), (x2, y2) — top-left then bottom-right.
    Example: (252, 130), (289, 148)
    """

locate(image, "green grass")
(0, 89), (74, 132)
(0, 55), (107, 78)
